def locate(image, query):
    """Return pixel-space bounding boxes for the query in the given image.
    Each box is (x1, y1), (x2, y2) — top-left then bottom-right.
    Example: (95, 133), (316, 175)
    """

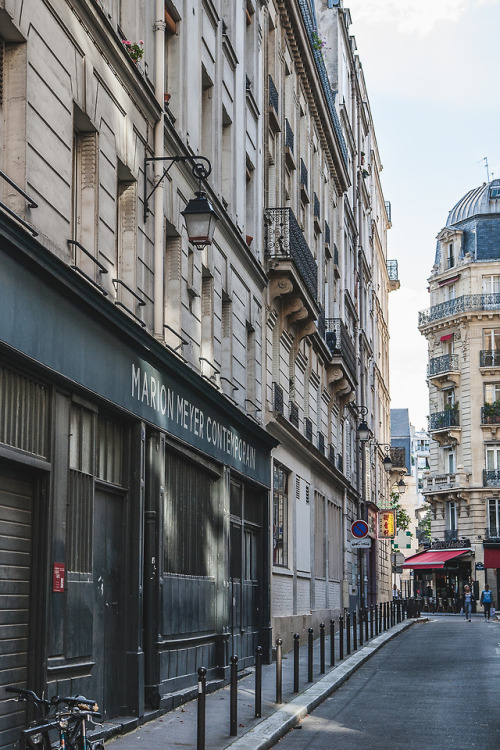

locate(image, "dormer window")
(490, 185), (500, 199)
(447, 242), (454, 269)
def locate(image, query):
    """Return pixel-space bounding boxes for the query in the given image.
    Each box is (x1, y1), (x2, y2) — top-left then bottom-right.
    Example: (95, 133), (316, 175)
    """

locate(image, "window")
(486, 446), (500, 471)
(314, 492), (325, 578)
(490, 186), (500, 199)
(445, 501), (457, 531)
(97, 415), (123, 485)
(445, 448), (456, 474)
(447, 243), (454, 269)
(483, 275), (500, 295)
(485, 383), (500, 403)
(444, 283), (456, 301)
(273, 462), (288, 566)
(488, 498), (500, 534)
(70, 404), (94, 474)
(484, 328), (500, 352)
(328, 502), (342, 580)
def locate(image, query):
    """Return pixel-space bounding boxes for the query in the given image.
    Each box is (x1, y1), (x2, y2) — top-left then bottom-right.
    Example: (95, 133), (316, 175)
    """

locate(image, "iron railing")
(324, 318), (357, 381)
(285, 118), (294, 153)
(289, 401), (299, 428)
(484, 470), (500, 486)
(264, 207), (318, 300)
(317, 306), (326, 341)
(480, 350), (500, 367)
(419, 293), (500, 327)
(386, 259), (399, 282)
(300, 158), (308, 190)
(485, 527), (500, 539)
(444, 529), (458, 542)
(298, 0), (348, 168)
(318, 432), (325, 454)
(273, 382), (284, 414)
(313, 192), (320, 219)
(429, 409), (460, 431)
(324, 221), (330, 246)
(428, 353), (459, 376)
(333, 243), (339, 266)
(268, 75), (278, 113)
(305, 417), (313, 442)
(481, 405), (500, 424)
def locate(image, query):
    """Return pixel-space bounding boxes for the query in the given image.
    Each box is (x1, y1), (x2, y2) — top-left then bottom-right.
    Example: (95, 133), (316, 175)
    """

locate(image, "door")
(0, 476), (33, 750)
(93, 490), (124, 719)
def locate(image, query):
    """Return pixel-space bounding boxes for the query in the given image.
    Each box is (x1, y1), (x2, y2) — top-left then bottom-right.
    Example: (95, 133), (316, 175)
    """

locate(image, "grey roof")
(447, 178), (500, 226)
(391, 408), (410, 437)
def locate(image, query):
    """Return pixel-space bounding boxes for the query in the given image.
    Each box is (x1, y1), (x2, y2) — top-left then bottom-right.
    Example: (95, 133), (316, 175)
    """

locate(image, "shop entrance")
(0, 474), (34, 750)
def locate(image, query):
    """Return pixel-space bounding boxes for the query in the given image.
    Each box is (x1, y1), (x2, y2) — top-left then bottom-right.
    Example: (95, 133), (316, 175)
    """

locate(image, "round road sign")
(351, 520), (369, 538)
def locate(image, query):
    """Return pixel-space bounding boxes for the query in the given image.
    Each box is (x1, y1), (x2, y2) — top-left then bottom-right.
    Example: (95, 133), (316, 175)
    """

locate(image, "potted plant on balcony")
(483, 400), (500, 423)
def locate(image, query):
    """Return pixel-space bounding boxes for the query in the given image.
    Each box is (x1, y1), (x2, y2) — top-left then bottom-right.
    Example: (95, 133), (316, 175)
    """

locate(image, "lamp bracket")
(143, 154), (212, 223)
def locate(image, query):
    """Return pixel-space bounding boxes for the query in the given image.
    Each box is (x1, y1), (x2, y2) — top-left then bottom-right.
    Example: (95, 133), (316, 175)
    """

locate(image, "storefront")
(402, 547), (474, 610)
(0, 218), (276, 743)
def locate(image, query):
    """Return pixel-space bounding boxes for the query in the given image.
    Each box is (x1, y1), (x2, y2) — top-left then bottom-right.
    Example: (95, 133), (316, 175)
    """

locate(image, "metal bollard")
(276, 639), (283, 704)
(376, 603), (379, 636)
(339, 614), (344, 660)
(293, 633), (300, 693)
(230, 655), (238, 736)
(308, 627), (314, 682)
(353, 611), (357, 651)
(346, 612), (351, 655)
(359, 609), (363, 647)
(320, 623), (326, 674)
(365, 607), (369, 642)
(197, 666), (207, 750)
(255, 646), (262, 718)
(383, 601), (387, 631)
(370, 606), (374, 639)
(330, 618), (335, 667)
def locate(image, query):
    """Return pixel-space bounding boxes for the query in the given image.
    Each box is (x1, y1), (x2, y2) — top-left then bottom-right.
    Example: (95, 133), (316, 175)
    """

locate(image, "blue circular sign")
(351, 520), (369, 538)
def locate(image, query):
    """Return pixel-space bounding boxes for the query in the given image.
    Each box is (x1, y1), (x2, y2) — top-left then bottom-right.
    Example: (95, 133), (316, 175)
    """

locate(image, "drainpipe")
(153, 2), (166, 337)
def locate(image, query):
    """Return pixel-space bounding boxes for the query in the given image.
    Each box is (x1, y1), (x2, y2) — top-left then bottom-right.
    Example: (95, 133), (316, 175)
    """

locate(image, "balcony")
(386, 259), (400, 292)
(485, 527), (500, 540)
(427, 353), (460, 388)
(483, 469), (500, 487)
(428, 408), (461, 445)
(265, 208), (318, 333)
(424, 473), (460, 492)
(324, 319), (357, 397)
(419, 293), (500, 328)
(273, 382), (284, 415)
(289, 401), (299, 428)
(305, 417), (313, 442)
(284, 118), (295, 170)
(268, 75), (280, 133)
(444, 529), (458, 542)
(481, 403), (500, 439)
(480, 350), (500, 373)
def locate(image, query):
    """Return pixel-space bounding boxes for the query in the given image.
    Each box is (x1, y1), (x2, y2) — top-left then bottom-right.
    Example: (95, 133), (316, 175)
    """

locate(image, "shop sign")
(379, 509), (396, 539)
(53, 563), (65, 592)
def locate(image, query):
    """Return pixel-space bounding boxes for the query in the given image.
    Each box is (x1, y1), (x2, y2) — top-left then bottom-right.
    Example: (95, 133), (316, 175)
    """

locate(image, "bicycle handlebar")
(5, 687), (99, 715)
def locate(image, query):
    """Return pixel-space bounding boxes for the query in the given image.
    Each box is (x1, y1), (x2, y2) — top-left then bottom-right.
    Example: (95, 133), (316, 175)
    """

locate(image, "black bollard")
(353, 611), (357, 651)
(376, 603), (379, 636)
(330, 619), (335, 667)
(308, 627), (314, 682)
(365, 607), (369, 642)
(230, 655), (238, 736)
(346, 612), (351, 655)
(320, 623), (326, 674)
(370, 606), (374, 639)
(276, 639), (283, 704)
(293, 633), (300, 693)
(359, 609), (363, 647)
(255, 646), (262, 718)
(339, 614), (344, 660)
(383, 601), (387, 631)
(197, 666), (207, 750)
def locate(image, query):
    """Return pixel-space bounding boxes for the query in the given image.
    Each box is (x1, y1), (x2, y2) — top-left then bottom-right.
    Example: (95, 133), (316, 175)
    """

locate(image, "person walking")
(480, 584), (493, 621)
(462, 584), (473, 622)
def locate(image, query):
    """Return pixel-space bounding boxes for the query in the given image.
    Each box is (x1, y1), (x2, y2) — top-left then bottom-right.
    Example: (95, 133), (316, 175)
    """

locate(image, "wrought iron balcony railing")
(483, 469), (500, 486)
(333, 243), (339, 266)
(318, 432), (325, 454)
(273, 382), (284, 415)
(386, 259), (399, 282)
(480, 350), (500, 367)
(264, 207), (318, 300)
(485, 526), (500, 539)
(305, 417), (313, 442)
(324, 318), (357, 381)
(313, 192), (320, 219)
(428, 353), (459, 377)
(300, 159), (308, 190)
(285, 118), (294, 153)
(268, 74), (278, 113)
(289, 401), (299, 428)
(444, 529), (458, 542)
(429, 409), (460, 431)
(324, 221), (330, 246)
(419, 293), (500, 327)
(481, 404), (500, 424)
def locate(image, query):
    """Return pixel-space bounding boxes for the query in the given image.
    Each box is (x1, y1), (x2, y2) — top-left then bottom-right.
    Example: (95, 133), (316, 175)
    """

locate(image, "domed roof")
(447, 178), (500, 226)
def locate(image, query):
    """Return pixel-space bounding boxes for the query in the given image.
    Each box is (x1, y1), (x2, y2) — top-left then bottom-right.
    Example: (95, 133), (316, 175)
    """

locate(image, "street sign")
(351, 520), (369, 538)
(351, 538), (372, 548)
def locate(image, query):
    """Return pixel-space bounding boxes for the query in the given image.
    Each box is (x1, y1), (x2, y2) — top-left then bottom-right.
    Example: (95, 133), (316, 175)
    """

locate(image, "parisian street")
(273, 616), (500, 750)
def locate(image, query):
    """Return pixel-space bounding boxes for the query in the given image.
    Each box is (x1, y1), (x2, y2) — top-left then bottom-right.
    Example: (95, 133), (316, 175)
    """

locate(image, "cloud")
(349, 0), (498, 35)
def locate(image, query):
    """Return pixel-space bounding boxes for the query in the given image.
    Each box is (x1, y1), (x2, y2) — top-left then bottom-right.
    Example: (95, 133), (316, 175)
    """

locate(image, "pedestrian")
(480, 584), (493, 621)
(462, 584), (473, 622)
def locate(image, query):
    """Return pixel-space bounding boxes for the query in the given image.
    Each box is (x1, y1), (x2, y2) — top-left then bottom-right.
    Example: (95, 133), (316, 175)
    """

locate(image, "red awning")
(440, 334), (453, 342)
(484, 548), (500, 569)
(438, 275), (460, 286)
(402, 549), (470, 569)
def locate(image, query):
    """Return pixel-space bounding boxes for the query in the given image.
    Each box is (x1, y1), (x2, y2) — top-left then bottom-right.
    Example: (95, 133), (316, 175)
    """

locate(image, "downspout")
(153, 2), (166, 337)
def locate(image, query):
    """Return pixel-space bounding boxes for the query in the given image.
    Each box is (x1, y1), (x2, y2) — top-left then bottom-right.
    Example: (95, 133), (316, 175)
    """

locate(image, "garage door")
(0, 476), (32, 750)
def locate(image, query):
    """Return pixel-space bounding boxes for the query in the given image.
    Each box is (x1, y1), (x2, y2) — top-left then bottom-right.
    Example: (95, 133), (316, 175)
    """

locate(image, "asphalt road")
(273, 616), (500, 750)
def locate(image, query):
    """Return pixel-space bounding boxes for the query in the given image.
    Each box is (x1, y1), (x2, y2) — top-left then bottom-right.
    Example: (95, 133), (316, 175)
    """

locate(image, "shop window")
(273, 462), (288, 567)
(68, 403), (95, 574)
(163, 452), (216, 577)
(69, 404), (94, 475)
(97, 415), (123, 485)
(0, 364), (49, 458)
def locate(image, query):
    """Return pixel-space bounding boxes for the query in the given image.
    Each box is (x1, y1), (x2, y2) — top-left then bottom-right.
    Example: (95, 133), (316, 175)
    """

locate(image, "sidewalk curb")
(226, 619), (421, 750)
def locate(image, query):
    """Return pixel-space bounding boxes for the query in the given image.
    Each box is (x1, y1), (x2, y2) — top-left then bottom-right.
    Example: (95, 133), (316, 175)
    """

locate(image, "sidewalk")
(104, 616), (420, 750)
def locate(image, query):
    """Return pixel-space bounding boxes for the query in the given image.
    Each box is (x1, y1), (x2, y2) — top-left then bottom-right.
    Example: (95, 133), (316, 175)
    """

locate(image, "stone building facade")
(417, 178), (500, 606)
(0, 0), (396, 742)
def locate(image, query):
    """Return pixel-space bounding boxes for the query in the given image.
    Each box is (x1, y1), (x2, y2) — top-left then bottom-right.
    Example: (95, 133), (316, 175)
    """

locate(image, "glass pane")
(69, 407), (79, 470)
(81, 409), (92, 474)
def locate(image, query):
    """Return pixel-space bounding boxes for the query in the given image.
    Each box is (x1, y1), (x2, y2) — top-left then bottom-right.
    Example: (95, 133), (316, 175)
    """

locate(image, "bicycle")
(5, 687), (105, 750)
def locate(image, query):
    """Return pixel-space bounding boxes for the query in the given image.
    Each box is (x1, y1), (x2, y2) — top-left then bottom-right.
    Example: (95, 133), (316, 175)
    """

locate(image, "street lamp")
(143, 154), (219, 248)
(397, 478), (407, 494)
